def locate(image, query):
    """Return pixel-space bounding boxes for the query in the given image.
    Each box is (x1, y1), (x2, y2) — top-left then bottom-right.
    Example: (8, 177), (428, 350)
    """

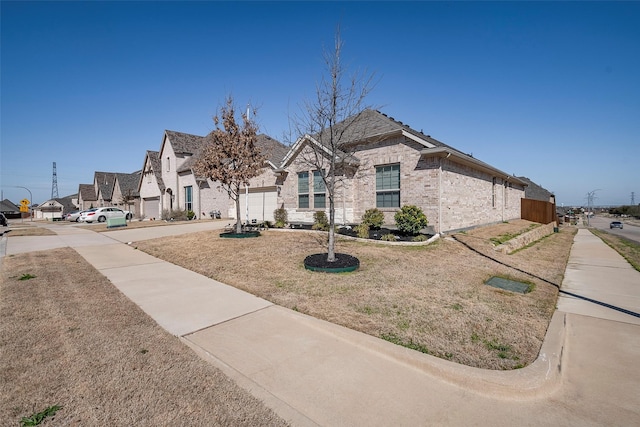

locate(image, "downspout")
(438, 152), (451, 234)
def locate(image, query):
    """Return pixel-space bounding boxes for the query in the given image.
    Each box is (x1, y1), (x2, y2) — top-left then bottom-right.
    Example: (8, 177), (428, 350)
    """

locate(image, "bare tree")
(289, 28), (375, 262)
(119, 190), (136, 221)
(194, 96), (266, 234)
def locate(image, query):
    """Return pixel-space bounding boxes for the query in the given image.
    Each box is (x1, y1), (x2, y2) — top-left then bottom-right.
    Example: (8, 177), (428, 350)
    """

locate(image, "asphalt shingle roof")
(115, 171), (141, 197)
(145, 151), (165, 191)
(79, 183), (96, 201)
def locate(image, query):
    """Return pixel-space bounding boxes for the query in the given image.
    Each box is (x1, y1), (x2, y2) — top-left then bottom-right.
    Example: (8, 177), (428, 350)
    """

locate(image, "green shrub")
(274, 206), (288, 227)
(186, 210), (196, 220)
(312, 211), (329, 231)
(162, 209), (189, 221)
(381, 233), (397, 242)
(361, 208), (384, 228)
(354, 223), (370, 239)
(412, 234), (428, 242)
(394, 205), (428, 235)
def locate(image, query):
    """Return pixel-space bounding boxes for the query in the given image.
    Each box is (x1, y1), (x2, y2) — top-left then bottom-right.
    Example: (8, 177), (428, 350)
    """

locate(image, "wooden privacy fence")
(521, 198), (556, 224)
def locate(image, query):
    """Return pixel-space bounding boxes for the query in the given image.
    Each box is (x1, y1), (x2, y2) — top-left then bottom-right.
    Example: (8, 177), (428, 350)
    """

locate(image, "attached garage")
(143, 197), (160, 220)
(238, 186), (278, 223)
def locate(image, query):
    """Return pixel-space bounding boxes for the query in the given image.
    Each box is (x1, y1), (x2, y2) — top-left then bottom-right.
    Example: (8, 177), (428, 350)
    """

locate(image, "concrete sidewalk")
(2, 223), (639, 425)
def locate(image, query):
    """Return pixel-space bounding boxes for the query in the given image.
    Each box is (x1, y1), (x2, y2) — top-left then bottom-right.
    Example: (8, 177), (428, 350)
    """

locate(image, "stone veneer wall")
(494, 222), (556, 254)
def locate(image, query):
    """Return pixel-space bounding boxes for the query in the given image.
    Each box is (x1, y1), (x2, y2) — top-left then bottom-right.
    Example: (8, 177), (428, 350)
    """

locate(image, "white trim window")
(376, 164), (400, 208)
(298, 172), (309, 209)
(184, 185), (192, 211)
(313, 170), (326, 209)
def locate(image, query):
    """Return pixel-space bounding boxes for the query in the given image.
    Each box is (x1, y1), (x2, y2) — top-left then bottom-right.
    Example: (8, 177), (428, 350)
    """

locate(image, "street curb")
(277, 306), (566, 400)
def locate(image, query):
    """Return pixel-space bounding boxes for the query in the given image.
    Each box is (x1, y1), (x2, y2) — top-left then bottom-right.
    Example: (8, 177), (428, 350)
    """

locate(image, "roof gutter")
(421, 147), (527, 186)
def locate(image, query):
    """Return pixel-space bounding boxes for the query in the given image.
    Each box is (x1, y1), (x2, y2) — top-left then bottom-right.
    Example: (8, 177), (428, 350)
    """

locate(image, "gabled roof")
(177, 133), (287, 175)
(79, 183), (97, 201)
(0, 199), (20, 213)
(280, 109), (439, 168)
(36, 197), (76, 213)
(518, 177), (553, 201)
(114, 171), (141, 198)
(94, 172), (118, 201)
(164, 130), (205, 155)
(141, 150), (166, 192)
(279, 109), (527, 185)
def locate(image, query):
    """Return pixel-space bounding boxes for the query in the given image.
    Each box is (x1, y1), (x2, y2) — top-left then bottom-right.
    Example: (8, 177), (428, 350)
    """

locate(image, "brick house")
(276, 109), (526, 234)
(110, 171), (142, 217)
(138, 130), (287, 221)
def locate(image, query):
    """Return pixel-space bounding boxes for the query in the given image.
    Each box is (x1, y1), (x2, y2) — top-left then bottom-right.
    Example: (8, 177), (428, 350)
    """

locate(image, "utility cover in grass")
(485, 276), (531, 294)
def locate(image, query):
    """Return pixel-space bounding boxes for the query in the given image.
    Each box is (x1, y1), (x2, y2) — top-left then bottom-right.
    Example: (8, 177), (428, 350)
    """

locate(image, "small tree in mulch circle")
(289, 27), (375, 271)
(194, 96), (266, 235)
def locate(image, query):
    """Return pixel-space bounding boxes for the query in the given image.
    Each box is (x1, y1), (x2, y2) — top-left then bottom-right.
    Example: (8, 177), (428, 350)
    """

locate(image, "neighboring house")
(0, 199), (21, 219)
(94, 171), (118, 207)
(78, 183), (97, 210)
(111, 171), (142, 217)
(518, 176), (555, 202)
(138, 130), (287, 222)
(276, 109), (527, 234)
(34, 196), (76, 220)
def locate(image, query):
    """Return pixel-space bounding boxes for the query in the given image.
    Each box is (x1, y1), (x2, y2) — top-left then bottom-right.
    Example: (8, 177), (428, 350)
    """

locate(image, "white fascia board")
(280, 134), (332, 168)
(402, 130), (436, 148)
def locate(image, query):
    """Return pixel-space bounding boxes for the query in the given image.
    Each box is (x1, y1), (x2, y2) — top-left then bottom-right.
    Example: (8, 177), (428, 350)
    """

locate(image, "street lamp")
(15, 186), (33, 222)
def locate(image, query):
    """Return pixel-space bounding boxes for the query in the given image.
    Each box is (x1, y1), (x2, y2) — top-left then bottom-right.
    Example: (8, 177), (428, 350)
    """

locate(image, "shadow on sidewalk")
(451, 235), (640, 319)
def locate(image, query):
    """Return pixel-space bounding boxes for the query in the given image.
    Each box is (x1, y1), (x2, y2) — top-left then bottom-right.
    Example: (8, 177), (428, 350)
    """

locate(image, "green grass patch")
(490, 223), (540, 245)
(18, 273), (37, 281)
(21, 405), (62, 426)
(381, 332), (431, 355)
(591, 228), (640, 272)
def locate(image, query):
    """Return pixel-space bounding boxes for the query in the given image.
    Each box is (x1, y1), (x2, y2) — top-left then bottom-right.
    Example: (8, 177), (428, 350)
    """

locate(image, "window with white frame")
(298, 172), (309, 208)
(184, 186), (193, 212)
(313, 170), (326, 209)
(376, 164), (400, 208)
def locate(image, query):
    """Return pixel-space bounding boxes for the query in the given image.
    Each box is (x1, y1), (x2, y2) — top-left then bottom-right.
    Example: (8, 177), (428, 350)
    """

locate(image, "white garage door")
(239, 187), (278, 223)
(143, 197), (160, 220)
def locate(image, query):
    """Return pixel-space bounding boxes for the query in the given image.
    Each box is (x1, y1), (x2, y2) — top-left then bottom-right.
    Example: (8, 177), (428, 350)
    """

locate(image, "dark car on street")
(0, 213), (7, 227)
(610, 221), (623, 229)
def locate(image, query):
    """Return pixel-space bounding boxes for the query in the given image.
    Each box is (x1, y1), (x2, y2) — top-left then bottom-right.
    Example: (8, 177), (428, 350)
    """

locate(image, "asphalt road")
(587, 215), (640, 244)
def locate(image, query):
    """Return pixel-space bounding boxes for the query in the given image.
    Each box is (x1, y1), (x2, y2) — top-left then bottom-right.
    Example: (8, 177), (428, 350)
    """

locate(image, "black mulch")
(304, 253), (360, 270)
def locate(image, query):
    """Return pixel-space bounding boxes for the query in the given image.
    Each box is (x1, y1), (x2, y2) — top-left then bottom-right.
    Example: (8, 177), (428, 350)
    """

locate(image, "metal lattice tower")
(51, 162), (59, 199)
(632, 192), (636, 205)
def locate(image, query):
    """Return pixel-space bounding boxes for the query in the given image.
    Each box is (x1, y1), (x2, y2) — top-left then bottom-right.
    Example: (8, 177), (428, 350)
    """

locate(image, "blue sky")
(1, 1), (638, 207)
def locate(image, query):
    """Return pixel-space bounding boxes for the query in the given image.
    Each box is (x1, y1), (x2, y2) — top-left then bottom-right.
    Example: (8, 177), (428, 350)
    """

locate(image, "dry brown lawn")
(137, 220), (576, 370)
(0, 248), (287, 427)
(4, 223), (56, 237)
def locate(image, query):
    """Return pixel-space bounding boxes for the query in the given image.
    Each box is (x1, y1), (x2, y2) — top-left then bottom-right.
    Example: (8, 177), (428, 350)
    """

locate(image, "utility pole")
(586, 189), (601, 226)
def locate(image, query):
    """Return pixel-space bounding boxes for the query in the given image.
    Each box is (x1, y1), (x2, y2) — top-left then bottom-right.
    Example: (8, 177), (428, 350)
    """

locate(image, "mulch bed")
(290, 224), (431, 242)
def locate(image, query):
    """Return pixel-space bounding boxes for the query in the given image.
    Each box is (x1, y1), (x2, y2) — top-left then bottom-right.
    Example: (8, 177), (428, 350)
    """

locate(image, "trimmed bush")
(162, 209), (189, 221)
(354, 223), (370, 239)
(381, 233), (397, 242)
(394, 205), (428, 235)
(361, 208), (384, 229)
(274, 206), (288, 228)
(312, 211), (329, 231)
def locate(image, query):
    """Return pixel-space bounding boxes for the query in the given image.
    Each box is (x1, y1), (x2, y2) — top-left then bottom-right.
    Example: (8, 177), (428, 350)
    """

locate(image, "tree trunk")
(327, 193), (336, 262)
(234, 184), (243, 234)
(235, 196), (242, 234)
